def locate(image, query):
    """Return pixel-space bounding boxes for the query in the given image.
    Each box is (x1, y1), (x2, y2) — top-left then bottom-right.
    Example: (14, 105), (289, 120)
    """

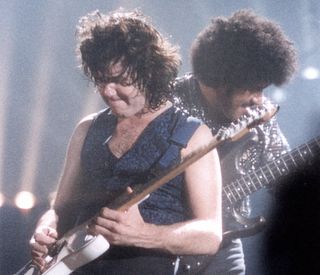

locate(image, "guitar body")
(17, 228), (110, 275)
(219, 131), (267, 240)
(221, 133), (320, 241)
(43, 235), (109, 274)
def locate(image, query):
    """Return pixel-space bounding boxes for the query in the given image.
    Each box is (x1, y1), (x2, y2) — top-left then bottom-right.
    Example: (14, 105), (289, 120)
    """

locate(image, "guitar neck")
(109, 102), (276, 210)
(223, 136), (320, 205)
(109, 135), (224, 211)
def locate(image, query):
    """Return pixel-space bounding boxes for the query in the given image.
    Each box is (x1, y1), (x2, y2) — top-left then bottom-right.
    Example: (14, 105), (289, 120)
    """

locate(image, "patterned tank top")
(78, 107), (201, 226)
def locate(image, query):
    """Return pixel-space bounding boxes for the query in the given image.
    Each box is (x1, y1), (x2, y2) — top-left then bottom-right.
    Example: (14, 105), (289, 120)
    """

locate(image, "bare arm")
(89, 124), (222, 255)
(30, 114), (94, 268)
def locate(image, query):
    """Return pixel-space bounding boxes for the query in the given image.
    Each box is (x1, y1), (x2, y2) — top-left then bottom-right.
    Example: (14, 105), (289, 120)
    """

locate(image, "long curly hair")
(191, 9), (297, 91)
(76, 9), (180, 110)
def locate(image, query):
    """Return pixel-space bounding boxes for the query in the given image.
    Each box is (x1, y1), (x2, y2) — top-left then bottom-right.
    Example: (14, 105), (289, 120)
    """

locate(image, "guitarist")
(29, 9), (223, 274)
(174, 9), (297, 274)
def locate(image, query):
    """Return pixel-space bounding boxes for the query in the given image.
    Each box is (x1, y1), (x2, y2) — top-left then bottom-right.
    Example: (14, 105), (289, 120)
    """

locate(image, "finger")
(93, 216), (121, 232)
(87, 223), (121, 244)
(30, 242), (49, 255)
(87, 222), (112, 237)
(99, 207), (124, 221)
(122, 195), (149, 212)
(126, 186), (134, 194)
(33, 232), (57, 245)
(40, 226), (58, 239)
(32, 257), (46, 271)
(47, 228), (58, 239)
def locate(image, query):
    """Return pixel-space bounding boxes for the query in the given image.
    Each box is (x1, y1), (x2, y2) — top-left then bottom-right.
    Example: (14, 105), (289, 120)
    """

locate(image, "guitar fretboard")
(223, 136), (320, 206)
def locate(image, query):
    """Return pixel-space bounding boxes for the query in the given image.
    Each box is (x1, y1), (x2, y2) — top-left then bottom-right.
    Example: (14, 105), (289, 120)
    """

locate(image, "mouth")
(241, 102), (254, 108)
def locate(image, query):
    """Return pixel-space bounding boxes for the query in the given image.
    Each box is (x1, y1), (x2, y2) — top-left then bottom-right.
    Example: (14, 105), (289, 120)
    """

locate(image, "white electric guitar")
(15, 103), (278, 275)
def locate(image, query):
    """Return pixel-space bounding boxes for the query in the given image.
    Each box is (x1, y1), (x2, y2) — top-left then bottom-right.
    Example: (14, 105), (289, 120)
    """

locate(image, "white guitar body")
(44, 235), (109, 275)
(23, 226), (110, 275)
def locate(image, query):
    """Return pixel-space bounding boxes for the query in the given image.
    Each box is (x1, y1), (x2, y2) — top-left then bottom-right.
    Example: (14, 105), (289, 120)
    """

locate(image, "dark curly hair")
(76, 9), (180, 110)
(191, 9), (297, 91)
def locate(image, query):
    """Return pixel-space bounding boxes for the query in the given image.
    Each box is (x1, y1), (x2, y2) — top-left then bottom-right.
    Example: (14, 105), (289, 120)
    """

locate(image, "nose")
(103, 83), (117, 97)
(250, 91), (263, 105)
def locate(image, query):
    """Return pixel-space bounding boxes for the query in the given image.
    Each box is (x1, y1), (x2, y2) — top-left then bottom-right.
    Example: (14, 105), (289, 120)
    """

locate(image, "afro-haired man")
(174, 9), (297, 274)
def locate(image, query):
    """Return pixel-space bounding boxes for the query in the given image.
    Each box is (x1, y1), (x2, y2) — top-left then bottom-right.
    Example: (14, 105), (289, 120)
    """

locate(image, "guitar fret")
(247, 173), (258, 192)
(310, 140), (320, 155)
(304, 143), (314, 158)
(252, 170), (263, 187)
(225, 184), (237, 203)
(282, 154), (296, 170)
(297, 147), (308, 162)
(266, 165), (276, 181)
(259, 168), (270, 184)
(244, 175), (256, 193)
(294, 149), (307, 165)
(239, 177), (250, 196)
(223, 187), (233, 204)
(237, 180), (247, 197)
(233, 179), (247, 199)
(288, 152), (298, 168)
(277, 156), (289, 173)
(231, 181), (241, 200)
(223, 136), (320, 209)
(270, 159), (282, 177)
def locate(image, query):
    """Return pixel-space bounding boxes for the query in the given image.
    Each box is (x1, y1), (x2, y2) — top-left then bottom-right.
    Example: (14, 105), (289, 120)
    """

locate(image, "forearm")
(35, 209), (59, 230)
(133, 219), (222, 255)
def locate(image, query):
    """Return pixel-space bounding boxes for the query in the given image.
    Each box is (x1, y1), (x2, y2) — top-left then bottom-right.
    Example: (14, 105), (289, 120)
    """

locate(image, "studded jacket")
(173, 73), (290, 217)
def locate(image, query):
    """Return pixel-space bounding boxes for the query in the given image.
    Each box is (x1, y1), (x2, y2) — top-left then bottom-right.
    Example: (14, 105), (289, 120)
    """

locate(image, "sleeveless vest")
(76, 107), (201, 226)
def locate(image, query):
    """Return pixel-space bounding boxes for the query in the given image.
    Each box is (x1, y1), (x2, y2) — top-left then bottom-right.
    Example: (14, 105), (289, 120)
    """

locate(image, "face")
(97, 63), (146, 118)
(199, 82), (264, 122)
(218, 89), (264, 121)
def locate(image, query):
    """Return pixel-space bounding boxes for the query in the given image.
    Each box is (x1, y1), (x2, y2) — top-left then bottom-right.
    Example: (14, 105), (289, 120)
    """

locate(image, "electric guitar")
(222, 134), (320, 241)
(15, 103), (278, 275)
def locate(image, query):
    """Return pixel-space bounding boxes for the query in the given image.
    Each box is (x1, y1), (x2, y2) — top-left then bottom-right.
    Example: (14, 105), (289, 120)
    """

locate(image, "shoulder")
(75, 108), (112, 134)
(75, 113), (97, 133)
(182, 124), (212, 156)
(71, 110), (107, 142)
(173, 108), (203, 135)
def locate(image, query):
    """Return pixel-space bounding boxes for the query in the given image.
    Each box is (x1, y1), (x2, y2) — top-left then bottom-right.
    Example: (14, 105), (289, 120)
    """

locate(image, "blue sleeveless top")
(79, 107), (201, 226)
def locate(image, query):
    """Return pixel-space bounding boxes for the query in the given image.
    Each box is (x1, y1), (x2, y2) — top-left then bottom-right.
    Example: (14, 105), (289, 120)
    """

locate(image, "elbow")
(205, 231), (222, 255)
(197, 219), (223, 255)
(203, 219), (223, 254)
(212, 233), (223, 254)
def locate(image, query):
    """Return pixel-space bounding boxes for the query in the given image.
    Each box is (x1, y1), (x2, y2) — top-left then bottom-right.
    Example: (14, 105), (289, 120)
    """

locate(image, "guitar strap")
(150, 115), (201, 175)
(148, 115), (216, 275)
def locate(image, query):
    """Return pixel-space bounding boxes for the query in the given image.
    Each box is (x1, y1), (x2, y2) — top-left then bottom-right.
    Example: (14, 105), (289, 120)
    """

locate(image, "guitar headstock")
(217, 103), (279, 142)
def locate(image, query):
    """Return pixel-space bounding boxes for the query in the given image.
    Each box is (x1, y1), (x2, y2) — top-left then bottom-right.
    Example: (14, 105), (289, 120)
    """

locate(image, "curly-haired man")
(174, 9), (297, 274)
(27, 9), (222, 274)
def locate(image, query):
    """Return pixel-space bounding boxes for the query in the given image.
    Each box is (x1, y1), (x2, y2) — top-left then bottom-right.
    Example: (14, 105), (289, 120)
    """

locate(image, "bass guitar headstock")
(217, 103), (279, 142)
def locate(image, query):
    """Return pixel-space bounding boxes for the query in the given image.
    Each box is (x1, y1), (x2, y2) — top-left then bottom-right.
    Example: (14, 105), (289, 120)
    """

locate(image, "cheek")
(133, 94), (146, 108)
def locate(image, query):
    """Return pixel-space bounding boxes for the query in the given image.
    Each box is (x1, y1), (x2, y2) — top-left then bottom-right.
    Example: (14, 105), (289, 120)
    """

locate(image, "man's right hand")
(29, 226), (58, 271)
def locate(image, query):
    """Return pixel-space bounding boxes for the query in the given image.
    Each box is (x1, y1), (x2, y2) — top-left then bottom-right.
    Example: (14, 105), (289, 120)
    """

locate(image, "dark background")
(0, 1), (319, 274)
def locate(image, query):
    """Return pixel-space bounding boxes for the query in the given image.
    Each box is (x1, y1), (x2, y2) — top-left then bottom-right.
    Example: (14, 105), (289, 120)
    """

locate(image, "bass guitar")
(15, 103), (278, 275)
(222, 135), (320, 241)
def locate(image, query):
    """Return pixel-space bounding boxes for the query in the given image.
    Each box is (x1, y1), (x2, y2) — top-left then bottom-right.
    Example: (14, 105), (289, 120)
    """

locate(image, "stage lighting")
(302, 66), (320, 80)
(271, 88), (286, 103)
(14, 191), (36, 210)
(0, 192), (5, 207)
